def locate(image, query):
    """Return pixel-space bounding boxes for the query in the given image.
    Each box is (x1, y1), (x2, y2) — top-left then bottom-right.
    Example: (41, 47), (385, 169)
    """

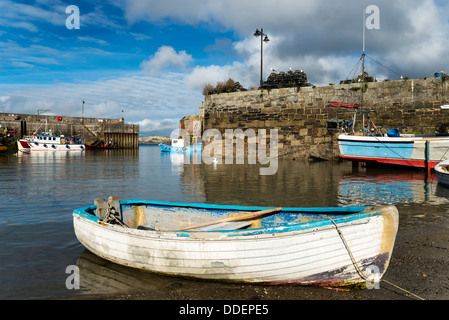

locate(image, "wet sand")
(66, 203), (449, 303)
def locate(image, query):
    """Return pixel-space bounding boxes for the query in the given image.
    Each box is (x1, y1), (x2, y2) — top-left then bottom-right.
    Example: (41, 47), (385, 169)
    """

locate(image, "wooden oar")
(176, 207), (282, 231)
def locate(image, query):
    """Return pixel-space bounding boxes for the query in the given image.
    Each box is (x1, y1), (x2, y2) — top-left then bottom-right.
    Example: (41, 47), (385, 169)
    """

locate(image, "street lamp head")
(263, 35), (270, 43)
(254, 29), (261, 37)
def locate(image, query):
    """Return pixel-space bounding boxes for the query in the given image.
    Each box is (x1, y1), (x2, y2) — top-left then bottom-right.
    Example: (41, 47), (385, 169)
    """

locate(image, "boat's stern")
(17, 139), (31, 152)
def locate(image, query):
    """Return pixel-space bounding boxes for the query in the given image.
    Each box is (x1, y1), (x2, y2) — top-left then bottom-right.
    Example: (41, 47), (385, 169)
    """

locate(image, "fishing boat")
(17, 133), (85, 152)
(334, 57), (449, 169)
(17, 120), (84, 152)
(434, 160), (449, 187)
(338, 132), (449, 169)
(159, 137), (202, 153)
(332, 18), (449, 169)
(73, 197), (399, 288)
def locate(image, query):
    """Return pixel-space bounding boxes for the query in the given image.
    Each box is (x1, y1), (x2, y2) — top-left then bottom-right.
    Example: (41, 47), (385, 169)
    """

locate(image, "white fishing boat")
(73, 197), (399, 288)
(17, 133), (85, 152)
(434, 160), (449, 187)
(17, 119), (85, 152)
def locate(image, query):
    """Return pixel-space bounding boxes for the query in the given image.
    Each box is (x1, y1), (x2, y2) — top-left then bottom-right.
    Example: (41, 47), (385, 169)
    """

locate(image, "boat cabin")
(32, 134), (79, 145)
(171, 138), (184, 148)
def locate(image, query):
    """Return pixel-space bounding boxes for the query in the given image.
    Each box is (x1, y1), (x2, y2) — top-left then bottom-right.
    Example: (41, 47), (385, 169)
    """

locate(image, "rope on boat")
(382, 280), (425, 300)
(328, 218), (426, 300)
(369, 134), (449, 171)
(370, 136), (425, 170)
(328, 218), (369, 281)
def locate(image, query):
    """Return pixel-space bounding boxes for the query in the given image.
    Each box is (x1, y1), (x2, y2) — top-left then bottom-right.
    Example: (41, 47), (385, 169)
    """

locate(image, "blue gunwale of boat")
(121, 199), (368, 214)
(73, 200), (383, 236)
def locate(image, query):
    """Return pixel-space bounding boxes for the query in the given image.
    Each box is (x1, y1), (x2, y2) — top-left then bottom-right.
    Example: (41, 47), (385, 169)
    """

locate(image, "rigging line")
(346, 59), (363, 81)
(365, 55), (403, 77)
(437, 145), (449, 163)
(370, 135), (426, 172)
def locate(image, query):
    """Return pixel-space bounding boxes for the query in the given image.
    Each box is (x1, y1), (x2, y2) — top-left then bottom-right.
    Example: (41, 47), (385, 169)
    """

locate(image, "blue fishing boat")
(334, 54), (449, 169)
(338, 133), (449, 169)
(159, 138), (202, 153)
(73, 197), (399, 288)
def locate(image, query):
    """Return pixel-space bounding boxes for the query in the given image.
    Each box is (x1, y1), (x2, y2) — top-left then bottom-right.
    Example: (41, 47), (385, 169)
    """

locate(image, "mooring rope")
(382, 279), (425, 300)
(328, 218), (426, 300)
(328, 218), (369, 281)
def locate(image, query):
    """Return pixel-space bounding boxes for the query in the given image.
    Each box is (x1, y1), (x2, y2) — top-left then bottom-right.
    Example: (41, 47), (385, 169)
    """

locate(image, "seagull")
(271, 68), (276, 72)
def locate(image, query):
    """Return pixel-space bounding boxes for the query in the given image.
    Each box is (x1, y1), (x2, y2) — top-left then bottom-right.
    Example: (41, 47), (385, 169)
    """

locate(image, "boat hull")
(17, 139), (84, 152)
(338, 134), (449, 168)
(160, 143), (202, 153)
(73, 200), (399, 287)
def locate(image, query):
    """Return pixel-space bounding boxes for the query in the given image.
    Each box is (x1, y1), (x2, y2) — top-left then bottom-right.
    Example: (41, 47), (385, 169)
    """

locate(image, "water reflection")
(16, 150), (85, 163)
(76, 249), (174, 296)
(173, 157), (449, 208)
(338, 170), (448, 206)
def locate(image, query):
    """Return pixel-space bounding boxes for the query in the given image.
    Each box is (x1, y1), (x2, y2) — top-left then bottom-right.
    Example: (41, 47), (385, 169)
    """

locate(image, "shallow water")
(0, 145), (448, 299)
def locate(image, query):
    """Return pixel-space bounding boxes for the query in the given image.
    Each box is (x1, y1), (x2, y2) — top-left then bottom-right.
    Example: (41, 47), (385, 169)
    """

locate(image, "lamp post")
(82, 100), (85, 123)
(254, 28), (270, 87)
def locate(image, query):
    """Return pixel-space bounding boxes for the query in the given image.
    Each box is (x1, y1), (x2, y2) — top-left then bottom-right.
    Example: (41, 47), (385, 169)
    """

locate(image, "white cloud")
(140, 46), (193, 75)
(6, 21), (39, 32)
(0, 0), (65, 27)
(184, 33), (358, 88)
(184, 64), (239, 90)
(137, 118), (178, 133)
(77, 36), (109, 46)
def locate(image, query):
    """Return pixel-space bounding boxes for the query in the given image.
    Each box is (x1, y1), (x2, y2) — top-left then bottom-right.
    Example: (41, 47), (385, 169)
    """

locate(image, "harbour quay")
(200, 77), (449, 161)
(0, 112), (139, 149)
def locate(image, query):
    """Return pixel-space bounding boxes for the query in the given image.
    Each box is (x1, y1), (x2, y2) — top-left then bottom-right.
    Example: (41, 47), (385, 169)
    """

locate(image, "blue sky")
(1, 0), (449, 136)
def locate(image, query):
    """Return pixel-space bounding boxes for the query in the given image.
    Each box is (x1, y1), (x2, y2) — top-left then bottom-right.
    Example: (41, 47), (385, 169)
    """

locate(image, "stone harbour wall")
(0, 113), (139, 148)
(201, 77), (449, 160)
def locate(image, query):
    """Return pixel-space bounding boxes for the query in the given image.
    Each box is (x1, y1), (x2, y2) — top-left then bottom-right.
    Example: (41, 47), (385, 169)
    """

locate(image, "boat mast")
(361, 9), (367, 135)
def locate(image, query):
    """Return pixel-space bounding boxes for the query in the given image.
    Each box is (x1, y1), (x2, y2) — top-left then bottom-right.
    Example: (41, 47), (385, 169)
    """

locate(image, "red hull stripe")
(19, 141), (30, 148)
(341, 156), (439, 168)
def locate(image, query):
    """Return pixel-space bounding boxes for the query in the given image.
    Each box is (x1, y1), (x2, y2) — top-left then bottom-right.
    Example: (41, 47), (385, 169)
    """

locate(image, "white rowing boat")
(73, 197), (399, 289)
